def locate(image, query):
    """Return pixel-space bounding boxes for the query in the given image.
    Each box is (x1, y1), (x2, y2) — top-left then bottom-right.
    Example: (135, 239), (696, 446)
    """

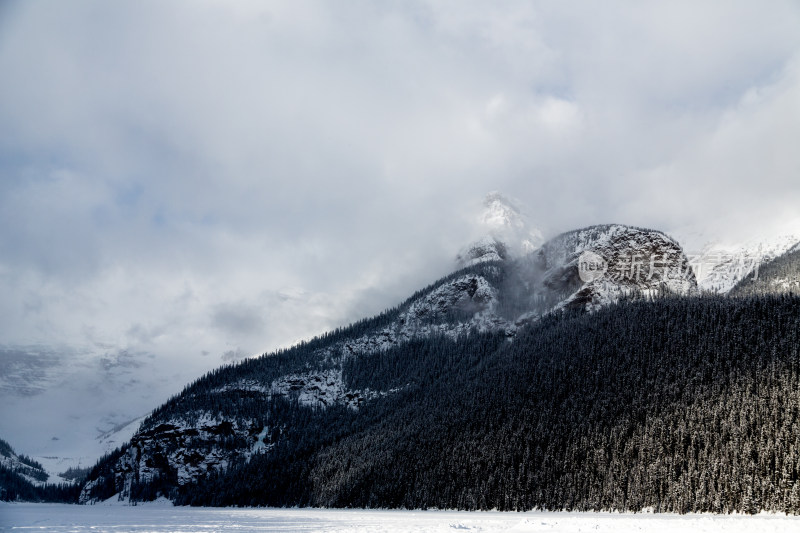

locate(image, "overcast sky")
(2, 1), (800, 454)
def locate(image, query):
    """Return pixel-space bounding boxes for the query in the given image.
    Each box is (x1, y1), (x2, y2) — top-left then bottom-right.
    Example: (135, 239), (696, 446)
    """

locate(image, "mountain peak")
(457, 192), (544, 267)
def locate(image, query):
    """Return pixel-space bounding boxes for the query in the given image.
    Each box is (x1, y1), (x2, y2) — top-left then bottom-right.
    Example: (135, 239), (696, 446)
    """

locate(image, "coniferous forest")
(158, 294), (800, 513)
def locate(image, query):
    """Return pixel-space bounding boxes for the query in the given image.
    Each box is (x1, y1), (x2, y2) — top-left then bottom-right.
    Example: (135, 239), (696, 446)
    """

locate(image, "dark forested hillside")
(165, 295), (800, 513)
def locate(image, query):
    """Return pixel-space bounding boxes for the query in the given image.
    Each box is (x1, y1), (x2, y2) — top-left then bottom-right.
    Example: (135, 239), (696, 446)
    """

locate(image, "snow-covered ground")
(3, 504), (800, 532)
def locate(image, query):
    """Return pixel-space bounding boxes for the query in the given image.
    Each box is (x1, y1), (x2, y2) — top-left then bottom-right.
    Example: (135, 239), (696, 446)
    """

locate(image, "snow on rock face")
(532, 225), (697, 311)
(264, 274), (510, 411)
(271, 369), (383, 409)
(79, 416), (270, 503)
(456, 236), (508, 266)
(481, 192), (544, 253)
(342, 274), (512, 357)
(403, 275), (497, 329)
(222, 275), (509, 411)
(457, 193), (543, 267)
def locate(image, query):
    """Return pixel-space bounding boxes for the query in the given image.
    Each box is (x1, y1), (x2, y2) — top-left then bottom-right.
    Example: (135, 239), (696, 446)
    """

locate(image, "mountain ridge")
(7, 210), (800, 512)
(74, 222), (700, 504)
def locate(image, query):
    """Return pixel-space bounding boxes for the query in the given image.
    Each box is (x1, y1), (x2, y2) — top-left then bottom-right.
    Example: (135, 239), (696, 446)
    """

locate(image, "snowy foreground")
(3, 503), (800, 533)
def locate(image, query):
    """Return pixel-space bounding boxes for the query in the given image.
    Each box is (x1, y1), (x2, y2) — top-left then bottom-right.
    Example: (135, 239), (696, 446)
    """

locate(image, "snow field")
(3, 504), (800, 533)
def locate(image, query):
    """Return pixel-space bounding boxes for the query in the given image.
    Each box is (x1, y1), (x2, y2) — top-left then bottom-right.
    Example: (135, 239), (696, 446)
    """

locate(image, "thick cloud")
(1, 1), (800, 456)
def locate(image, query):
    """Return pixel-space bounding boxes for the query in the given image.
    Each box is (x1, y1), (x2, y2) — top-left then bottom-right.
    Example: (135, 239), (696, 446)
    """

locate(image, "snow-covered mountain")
(75, 271), (800, 512)
(0, 438), (49, 488)
(77, 220), (698, 504)
(729, 244), (800, 297)
(10, 190), (800, 510)
(456, 192), (544, 267)
(0, 344), (181, 483)
(671, 222), (800, 294)
(531, 224), (697, 312)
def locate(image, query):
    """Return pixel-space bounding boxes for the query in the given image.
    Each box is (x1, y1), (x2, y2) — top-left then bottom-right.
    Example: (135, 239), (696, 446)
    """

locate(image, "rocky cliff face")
(78, 418), (258, 503)
(531, 224), (697, 311)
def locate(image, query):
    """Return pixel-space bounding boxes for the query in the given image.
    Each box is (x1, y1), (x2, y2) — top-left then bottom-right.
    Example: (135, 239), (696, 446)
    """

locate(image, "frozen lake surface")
(3, 503), (800, 532)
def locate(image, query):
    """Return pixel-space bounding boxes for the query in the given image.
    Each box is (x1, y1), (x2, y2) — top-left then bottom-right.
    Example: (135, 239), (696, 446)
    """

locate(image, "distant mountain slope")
(0, 437), (48, 486)
(0, 437), (78, 502)
(671, 224), (800, 294)
(0, 343), (175, 481)
(729, 244), (800, 297)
